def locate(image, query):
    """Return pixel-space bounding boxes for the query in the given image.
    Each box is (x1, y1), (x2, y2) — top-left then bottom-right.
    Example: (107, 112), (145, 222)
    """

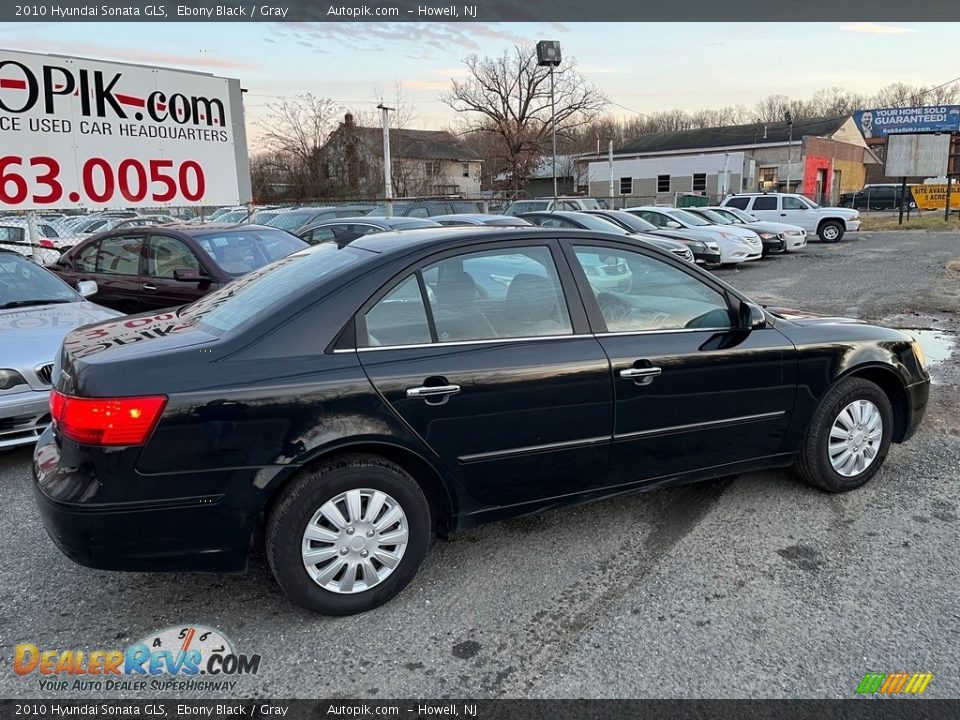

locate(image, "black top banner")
(3, 0), (959, 21)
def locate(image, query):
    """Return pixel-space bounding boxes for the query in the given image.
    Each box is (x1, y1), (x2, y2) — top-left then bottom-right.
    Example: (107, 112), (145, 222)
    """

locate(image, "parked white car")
(625, 206), (762, 264)
(721, 193), (860, 242)
(705, 206), (808, 252)
(503, 197), (602, 216)
(0, 220), (63, 265)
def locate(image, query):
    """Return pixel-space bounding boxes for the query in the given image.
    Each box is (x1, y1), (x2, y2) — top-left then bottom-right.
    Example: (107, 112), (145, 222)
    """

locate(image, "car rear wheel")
(266, 454), (431, 615)
(794, 377), (893, 492)
(818, 221), (844, 243)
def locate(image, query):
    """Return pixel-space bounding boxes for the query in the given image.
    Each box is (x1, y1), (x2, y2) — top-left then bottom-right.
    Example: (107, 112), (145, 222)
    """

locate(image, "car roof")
(346, 225), (631, 257)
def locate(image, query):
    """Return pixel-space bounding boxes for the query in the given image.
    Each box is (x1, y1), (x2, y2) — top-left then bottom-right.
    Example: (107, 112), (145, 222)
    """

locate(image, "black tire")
(266, 453), (431, 615)
(793, 377), (893, 492)
(818, 220), (844, 243)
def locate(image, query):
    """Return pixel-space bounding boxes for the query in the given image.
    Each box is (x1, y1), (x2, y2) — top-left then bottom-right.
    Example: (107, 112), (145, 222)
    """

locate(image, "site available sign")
(0, 49), (251, 210)
(854, 106), (960, 139)
(912, 184), (960, 210)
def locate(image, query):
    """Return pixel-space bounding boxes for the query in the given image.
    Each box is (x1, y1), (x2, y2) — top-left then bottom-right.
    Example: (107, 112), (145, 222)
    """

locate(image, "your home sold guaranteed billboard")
(0, 49), (251, 210)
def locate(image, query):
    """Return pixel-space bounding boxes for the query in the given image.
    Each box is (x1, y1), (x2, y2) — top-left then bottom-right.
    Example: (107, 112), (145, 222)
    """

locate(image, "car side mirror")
(173, 268), (204, 282)
(739, 301), (767, 330)
(665, 221), (682, 228)
(77, 280), (98, 298)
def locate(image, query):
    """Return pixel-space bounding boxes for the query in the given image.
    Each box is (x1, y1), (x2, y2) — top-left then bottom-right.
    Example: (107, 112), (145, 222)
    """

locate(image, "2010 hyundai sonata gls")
(32, 228), (929, 615)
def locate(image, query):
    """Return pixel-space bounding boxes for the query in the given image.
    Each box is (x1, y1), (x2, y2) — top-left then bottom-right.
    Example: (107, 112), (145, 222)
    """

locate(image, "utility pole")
(608, 139), (614, 206)
(784, 110), (794, 193)
(377, 103), (394, 217)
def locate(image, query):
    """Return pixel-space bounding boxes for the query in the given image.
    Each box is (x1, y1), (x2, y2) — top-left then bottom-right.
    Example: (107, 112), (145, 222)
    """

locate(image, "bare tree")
(441, 45), (608, 192)
(256, 93), (343, 198)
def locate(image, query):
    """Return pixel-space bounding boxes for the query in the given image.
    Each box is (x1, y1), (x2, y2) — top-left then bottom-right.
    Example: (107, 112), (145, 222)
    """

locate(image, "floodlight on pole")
(536, 40), (562, 205)
(377, 103), (394, 217)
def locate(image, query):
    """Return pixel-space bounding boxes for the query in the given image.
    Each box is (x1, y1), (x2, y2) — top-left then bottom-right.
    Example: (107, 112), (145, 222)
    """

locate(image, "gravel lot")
(1, 229), (958, 700)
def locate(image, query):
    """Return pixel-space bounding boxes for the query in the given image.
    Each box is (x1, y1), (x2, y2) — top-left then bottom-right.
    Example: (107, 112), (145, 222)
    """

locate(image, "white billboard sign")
(0, 49), (251, 210)
(884, 133), (950, 178)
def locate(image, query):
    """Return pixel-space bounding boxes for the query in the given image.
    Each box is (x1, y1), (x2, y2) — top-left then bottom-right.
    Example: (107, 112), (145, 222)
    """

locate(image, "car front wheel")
(818, 221), (844, 242)
(266, 454), (431, 615)
(794, 377), (893, 492)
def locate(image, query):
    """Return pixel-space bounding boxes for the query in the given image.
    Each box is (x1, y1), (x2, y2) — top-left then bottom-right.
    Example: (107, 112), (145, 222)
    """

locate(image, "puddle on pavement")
(900, 328), (955, 365)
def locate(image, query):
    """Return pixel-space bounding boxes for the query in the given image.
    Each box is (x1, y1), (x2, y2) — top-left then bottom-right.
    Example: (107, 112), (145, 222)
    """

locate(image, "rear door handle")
(406, 384), (461, 399)
(619, 367), (662, 385)
(142, 283), (157, 292)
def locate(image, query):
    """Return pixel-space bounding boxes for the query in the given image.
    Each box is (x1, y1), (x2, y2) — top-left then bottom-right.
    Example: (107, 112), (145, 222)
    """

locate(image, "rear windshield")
(193, 228), (308, 277)
(179, 243), (364, 334)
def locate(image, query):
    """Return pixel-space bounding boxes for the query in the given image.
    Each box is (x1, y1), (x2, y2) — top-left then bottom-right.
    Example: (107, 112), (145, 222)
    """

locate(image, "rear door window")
(96, 235), (143, 275)
(751, 197), (778, 211)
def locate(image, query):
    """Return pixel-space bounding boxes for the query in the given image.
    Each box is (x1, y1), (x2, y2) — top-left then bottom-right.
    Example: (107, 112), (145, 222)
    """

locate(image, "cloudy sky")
(2, 21), (956, 146)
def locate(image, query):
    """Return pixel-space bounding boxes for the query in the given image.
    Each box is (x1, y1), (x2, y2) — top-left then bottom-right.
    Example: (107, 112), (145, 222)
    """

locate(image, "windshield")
(720, 206), (756, 223)
(697, 209), (733, 224)
(509, 201), (550, 214)
(179, 243), (363, 334)
(607, 212), (657, 232)
(193, 228), (308, 277)
(269, 209), (325, 231)
(0, 253), (80, 308)
(580, 214), (631, 233)
(218, 210), (249, 223)
(667, 209), (710, 226)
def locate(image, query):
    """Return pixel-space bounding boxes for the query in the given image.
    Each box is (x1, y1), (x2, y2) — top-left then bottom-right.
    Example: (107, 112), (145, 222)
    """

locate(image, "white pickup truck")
(721, 193), (861, 242)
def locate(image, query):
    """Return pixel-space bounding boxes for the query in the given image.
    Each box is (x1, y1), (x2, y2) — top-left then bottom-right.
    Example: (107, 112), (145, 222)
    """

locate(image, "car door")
(563, 239), (797, 485)
(77, 233), (145, 312)
(779, 196), (819, 232)
(143, 234), (216, 309)
(355, 240), (614, 507)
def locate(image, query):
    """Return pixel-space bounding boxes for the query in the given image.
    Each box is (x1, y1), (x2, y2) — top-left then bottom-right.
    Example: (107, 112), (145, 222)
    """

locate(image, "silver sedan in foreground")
(0, 250), (121, 449)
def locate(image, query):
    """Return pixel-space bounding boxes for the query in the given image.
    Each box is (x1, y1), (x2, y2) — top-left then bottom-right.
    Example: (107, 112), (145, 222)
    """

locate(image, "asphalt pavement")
(1, 229), (958, 699)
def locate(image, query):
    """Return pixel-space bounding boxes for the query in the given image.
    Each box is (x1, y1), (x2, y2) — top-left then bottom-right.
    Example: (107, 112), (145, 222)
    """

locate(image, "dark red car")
(50, 224), (308, 313)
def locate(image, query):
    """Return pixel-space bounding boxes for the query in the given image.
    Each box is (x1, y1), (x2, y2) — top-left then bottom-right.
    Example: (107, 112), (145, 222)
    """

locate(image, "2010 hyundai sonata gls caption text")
(32, 227), (930, 615)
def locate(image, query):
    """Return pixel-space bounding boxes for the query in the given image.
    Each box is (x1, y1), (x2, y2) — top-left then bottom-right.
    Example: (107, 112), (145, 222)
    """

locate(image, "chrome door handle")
(142, 283), (157, 291)
(406, 384), (461, 399)
(619, 367), (662, 385)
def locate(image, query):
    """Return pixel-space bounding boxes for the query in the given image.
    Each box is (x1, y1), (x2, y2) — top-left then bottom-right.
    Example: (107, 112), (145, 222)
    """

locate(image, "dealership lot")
(1, 230), (958, 699)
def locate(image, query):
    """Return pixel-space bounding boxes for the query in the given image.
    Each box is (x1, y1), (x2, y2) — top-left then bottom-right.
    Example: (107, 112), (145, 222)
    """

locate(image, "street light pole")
(536, 40), (562, 206)
(377, 103), (394, 217)
(550, 66), (558, 203)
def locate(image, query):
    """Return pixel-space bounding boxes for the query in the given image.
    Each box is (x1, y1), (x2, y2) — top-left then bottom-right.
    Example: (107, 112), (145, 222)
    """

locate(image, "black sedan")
(519, 211), (695, 263)
(34, 227), (929, 615)
(298, 216), (441, 245)
(582, 209), (722, 265)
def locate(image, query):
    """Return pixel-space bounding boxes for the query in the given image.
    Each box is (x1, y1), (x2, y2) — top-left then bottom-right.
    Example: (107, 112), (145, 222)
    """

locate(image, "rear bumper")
(0, 390), (50, 450)
(32, 428), (258, 572)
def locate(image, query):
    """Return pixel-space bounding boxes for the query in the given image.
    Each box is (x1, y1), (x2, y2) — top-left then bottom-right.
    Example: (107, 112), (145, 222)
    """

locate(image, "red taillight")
(39, 239), (55, 248)
(49, 390), (167, 446)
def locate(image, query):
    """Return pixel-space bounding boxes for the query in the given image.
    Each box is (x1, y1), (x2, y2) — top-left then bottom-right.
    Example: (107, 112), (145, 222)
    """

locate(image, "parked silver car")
(0, 251), (121, 449)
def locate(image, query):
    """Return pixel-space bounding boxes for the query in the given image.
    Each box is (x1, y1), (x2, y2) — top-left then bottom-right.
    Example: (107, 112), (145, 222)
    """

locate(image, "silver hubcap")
(301, 488), (408, 594)
(823, 226), (839, 240)
(829, 400), (882, 477)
